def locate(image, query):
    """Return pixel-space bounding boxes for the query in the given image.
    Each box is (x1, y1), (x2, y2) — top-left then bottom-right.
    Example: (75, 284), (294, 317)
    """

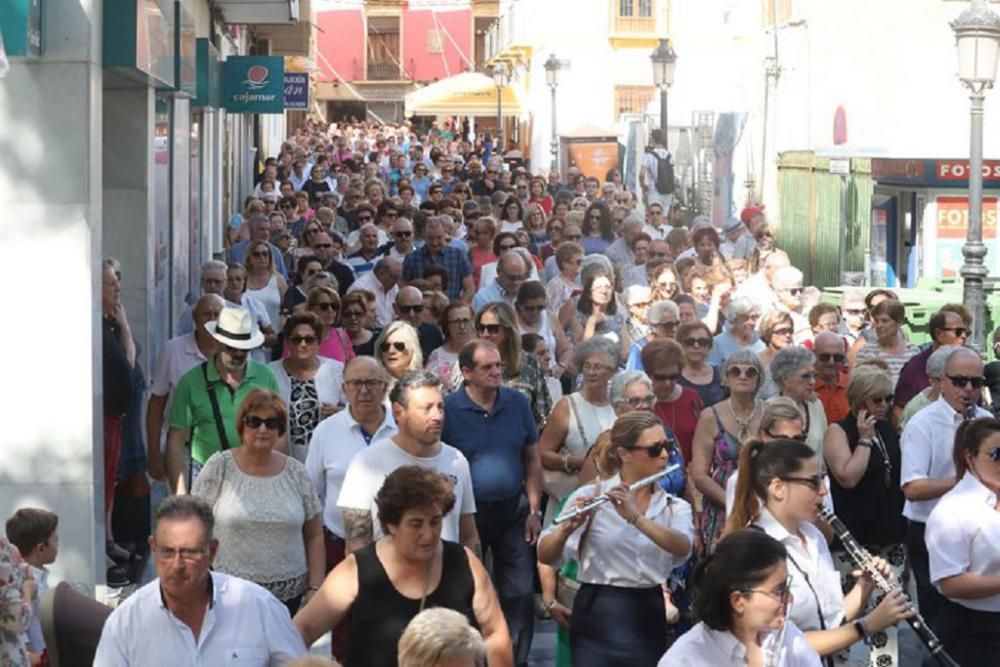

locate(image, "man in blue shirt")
(402, 217), (474, 302)
(471, 252), (529, 313)
(442, 340), (543, 667)
(228, 215), (288, 278)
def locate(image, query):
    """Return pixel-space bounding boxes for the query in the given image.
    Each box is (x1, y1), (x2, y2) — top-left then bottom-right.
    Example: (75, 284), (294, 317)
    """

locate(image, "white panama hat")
(204, 306), (265, 350)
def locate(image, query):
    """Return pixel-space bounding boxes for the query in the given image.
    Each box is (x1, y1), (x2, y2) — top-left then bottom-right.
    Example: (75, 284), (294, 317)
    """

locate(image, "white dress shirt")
(93, 572), (307, 666)
(642, 223), (670, 241)
(900, 397), (991, 522)
(754, 509), (845, 632)
(304, 408), (398, 538)
(150, 334), (210, 399)
(926, 471), (1000, 612)
(541, 474), (694, 588)
(346, 270), (399, 329)
(659, 620), (821, 666)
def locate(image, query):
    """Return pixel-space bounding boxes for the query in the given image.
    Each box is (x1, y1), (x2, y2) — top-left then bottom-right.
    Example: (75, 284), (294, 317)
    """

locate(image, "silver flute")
(764, 605), (789, 667)
(552, 463), (681, 525)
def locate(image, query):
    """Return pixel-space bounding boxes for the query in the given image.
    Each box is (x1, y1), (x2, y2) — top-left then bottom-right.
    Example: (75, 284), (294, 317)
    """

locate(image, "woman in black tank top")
(294, 466), (513, 666)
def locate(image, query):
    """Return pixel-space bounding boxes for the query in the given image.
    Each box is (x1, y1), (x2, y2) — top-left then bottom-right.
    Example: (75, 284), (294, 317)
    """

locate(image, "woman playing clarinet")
(925, 417), (1000, 666)
(538, 411), (693, 666)
(725, 439), (913, 664)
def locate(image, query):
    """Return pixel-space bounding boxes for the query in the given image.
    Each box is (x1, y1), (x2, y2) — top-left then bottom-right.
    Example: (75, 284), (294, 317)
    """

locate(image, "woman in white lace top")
(192, 389), (323, 615)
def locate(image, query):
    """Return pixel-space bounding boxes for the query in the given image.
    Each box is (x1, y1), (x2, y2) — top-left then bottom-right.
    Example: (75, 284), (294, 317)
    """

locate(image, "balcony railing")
(367, 60), (401, 81)
(484, 1), (528, 64)
(613, 14), (655, 34)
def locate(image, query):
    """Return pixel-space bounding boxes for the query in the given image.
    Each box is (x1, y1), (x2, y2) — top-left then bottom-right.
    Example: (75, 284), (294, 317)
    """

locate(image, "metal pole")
(550, 84), (558, 173)
(660, 86), (668, 150)
(962, 90), (988, 354)
(496, 84), (503, 159)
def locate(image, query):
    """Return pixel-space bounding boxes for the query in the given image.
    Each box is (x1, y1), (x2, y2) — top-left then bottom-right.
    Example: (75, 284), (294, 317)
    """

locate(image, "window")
(615, 0), (656, 33)
(367, 16), (401, 80)
(427, 29), (444, 55)
(615, 85), (655, 121)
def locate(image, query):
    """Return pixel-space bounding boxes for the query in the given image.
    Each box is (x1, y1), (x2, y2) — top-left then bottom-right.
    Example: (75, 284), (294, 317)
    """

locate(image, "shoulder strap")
(201, 362), (231, 452)
(566, 394), (589, 450)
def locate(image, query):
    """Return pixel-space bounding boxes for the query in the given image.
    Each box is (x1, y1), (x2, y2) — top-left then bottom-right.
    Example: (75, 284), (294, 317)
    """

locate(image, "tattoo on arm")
(343, 509), (374, 553)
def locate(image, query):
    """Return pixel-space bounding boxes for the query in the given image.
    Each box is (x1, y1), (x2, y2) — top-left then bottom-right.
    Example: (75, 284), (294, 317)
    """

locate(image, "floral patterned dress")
(697, 407), (742, 554)
(0, 537), (30, 667)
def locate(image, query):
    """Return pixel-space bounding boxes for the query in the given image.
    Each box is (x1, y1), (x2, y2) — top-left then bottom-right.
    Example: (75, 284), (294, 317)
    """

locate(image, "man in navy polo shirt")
(442, 340), (543, 667)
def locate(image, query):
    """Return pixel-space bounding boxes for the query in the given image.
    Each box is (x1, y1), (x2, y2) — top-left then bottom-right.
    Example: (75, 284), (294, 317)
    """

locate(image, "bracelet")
(854, 618), (869, 639)
(561, 450), (572, 473)
(542, 599), (556, 613)
(627, 513), (641, 525)
(857, 438), (873, 448)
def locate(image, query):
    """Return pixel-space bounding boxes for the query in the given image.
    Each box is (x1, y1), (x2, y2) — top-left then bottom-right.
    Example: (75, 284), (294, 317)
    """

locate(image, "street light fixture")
(492, 63), (508, 159)
(544, 53), (562, 173)
(952, 0), (1000, 353)
(650, 38), (677, 149)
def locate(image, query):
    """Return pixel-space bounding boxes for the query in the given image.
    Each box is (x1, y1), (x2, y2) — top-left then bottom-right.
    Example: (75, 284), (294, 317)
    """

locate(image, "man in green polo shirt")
(165, 306), (280, 493)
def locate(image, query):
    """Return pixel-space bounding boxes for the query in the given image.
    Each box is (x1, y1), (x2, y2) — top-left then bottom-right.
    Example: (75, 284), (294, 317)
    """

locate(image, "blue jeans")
(475, 492), (534, 667)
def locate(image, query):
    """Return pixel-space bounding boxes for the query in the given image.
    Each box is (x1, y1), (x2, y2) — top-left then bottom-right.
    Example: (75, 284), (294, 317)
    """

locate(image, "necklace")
(730, 400), (759, 441)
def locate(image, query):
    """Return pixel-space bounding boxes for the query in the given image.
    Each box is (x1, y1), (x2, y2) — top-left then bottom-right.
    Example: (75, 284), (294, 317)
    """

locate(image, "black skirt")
(570, 582), (667, 667)
(936, 598), (1000, 667)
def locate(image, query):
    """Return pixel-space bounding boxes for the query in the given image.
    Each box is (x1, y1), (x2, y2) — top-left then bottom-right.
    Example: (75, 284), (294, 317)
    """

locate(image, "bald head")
(941, 346), (985, 413)
(395, 286), (424, 326)
(193, 294), (225, 332)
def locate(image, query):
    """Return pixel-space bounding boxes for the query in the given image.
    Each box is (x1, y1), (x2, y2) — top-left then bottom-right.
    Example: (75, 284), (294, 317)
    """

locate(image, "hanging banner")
(284, 71), (309, 109)
(223, 55), (285, 113)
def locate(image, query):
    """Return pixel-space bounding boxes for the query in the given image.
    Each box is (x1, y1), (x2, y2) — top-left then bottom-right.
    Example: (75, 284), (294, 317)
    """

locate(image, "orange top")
(816, 370), (850, 424)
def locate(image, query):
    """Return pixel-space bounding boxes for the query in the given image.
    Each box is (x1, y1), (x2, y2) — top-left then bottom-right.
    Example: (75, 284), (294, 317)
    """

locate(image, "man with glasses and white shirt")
(900, 346), (991, 632)
(347, 257), (400, 329)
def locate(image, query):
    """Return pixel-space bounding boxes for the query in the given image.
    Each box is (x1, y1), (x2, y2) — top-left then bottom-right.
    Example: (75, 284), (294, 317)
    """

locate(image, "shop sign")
(935, 196), (998, 239)
(936, 160), (1000, 182)
(223, 56), (285, 114)
(284, 72), (309, 109)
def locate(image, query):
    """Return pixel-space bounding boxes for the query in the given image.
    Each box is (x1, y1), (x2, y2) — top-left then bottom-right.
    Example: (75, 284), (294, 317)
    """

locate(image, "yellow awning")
(404, 72), (523, 118)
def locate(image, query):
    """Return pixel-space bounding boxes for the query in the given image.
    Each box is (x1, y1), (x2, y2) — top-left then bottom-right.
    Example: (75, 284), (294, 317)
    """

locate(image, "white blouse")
(927, 471), (1000, 612)
(659, 621), (822, 666)
(754, 509), (845, 632)
(541, 474), (694, 588)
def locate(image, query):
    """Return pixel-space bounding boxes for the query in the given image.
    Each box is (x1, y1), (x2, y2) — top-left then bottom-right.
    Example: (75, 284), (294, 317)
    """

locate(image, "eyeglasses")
(394, 230), (413, 238)
(948, 374), (986, 389)
(357, 215), (373, 222)
(625, 439), (672, 457)
(651, 371), (682, 382)
(764, 430), (807, 442)
(798, 371), (817, 381)
(477, 323), (503, 335)
(623, 395), (656, 408)
(648, 209), (663, 216)
(781, 475), (825, 492)
(342, 309), (365, 319)
(280, 203), (296, 209)
(870, 394), (894, 406)
(780, 287), (804, 296)
(399, 304), (424, 314)
(650, 251), (669, 258)
(817, 352), (846, 364)
(154, 546), (207, 562)
(772, 327), (793, 336)
(498, 243), (517, 251)
(380, 341), (407, 353)
(520, 304), (546, 313)
(844, 308), (866, 316)
(939, 327), (969, 338)
(245, 415), (283, 430)
(314, 243), (333, 249)
(682, 336), (712, 348)
(742, 577), (793, 605)
(448, 317), (472, 327)
(652, 321), (678, 331)
(344, 378), (387, 392)
(314, 302), (339, 312)
(726, 365), (760, 379)
(582, 363), (613, 374)
(289, 335), (318, 346)
(251, 251), (270, 259)
(304, 228), (320, 236)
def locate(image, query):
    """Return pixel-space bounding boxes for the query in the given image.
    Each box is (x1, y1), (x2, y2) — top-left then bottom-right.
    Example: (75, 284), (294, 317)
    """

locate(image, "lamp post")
(953, 0), (1000, 354)
(544, 53), (562, 174)
(650, 38), (677, 149)
(492, 63), (508, 159)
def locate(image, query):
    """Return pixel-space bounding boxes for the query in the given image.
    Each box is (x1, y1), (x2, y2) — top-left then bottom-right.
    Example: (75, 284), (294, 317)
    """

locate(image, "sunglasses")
(289, 335), (318, 346)
(817, 352), (846, 364)
(650, 251), (669, 258)
(251, 251), (270, 258)
(564, 234), (583, 241)
(772, 327), (793, 336)
(498, 243), (517, 251)
(939, 326), (969, 338)
(477, 323), (503, 335)
(781, 475), (825, 492)
(948, 374), (986, 389)
(315, 302), (339, 312)
(314, 243), (333, 249)
(781, 287), (804, 296)
(651, 371), (682, 382)
(394, 230), (413, 238)
(623, 395), (655, 408)
(726, 365), (760, 379)
(652, 320), (678, 331)
(380, 341), (407, 353)
(244, 415), (283, 431)
(280, 203), (296, 209)
(520, 304), (546, 313)
(764, 430), (807, 442)
(682, 337), (712, 348)
(625, 439), (672, 457)
(399, 304), (424, 314)
(357, 215), (373, 222)
(870, 394), (894, 406)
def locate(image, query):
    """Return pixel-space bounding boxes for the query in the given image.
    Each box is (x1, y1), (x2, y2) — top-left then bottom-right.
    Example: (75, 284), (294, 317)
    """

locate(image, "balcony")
(367, 60), (401, 81)
(483, 1), (531, 68)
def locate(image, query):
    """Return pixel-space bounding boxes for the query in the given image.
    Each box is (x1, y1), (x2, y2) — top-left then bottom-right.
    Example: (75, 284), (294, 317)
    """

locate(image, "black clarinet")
(818, 508), (960, 667)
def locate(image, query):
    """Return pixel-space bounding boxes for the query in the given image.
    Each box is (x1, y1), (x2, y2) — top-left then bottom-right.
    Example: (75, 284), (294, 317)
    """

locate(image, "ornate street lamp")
(650, 39), (677, 149)
(953, 0), (1000, 353)
(492, 63), (508, 158)
(544, 53), (562, 173)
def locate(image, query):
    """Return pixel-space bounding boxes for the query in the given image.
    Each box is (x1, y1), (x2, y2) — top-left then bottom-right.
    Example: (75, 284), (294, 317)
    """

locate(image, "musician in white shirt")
(538, 411), (693, 666)
(900, 346), (990, 628)
(660, 529), (822, 666)
(926, 417), (1000, 666)
(727, 439), (912, 662)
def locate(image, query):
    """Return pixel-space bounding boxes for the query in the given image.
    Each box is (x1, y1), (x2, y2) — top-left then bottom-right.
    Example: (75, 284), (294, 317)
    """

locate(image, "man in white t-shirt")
(640, 129), (673, 212)
(338, 370), (479, 554)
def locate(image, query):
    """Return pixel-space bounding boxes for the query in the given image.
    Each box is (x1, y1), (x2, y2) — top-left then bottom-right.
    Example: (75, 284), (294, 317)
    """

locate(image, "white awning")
(405, 71), (523, 117)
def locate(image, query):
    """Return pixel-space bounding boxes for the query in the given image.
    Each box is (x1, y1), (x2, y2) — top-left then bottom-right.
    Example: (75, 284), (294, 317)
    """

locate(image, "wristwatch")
(853, 619), (869, 639)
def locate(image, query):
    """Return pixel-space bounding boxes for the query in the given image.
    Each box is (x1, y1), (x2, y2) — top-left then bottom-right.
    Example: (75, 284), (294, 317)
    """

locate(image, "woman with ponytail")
(659, 529), (822, 666)
(724, 440), (913, 663)
(538, 411), (694, 666)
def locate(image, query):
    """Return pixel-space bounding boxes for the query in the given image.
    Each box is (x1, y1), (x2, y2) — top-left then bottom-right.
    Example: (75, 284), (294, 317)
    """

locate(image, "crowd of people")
(4, 118), (1000, 667)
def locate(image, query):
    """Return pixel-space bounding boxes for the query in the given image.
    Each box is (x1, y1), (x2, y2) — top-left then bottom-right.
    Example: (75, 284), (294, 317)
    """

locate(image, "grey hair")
(201, 259), (228, 276)
(724, 296), (760, 322)
(760, 396), (805, 433)
(388, 370), (442, 408)
(155, 495), (215, 541)
(398, 607), (486, 667)
(621, 214), (645, 232)
(723, 349), (766, 394)
(609, 371), (652, 405)
(572, 336), (620, 371)
(770, 346), (817, 386)
(648, 300), (679, 324)
(926, 344), (959, 378)
(304, 271), (339, 293)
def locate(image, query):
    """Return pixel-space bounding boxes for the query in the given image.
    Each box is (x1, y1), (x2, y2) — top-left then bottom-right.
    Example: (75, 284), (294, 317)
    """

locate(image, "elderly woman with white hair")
(625, 300), (680, 371)
(707, 296), (764, 367)
(770, 346), (827, 463)
(398, 608), (486, 667)
(373, 321), (423, 391)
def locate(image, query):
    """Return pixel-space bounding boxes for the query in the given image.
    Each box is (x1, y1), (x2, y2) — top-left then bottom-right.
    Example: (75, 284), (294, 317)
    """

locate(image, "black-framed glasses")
(651, 371), (682, 382)
(625, 439), (672, 457)
(764, 430), (807, 442)
(498, 243), (517, 251)
(289, 335), (318, 346)
(623, 395), (655, 408)
(870, 394), (894, 406)
(380, 341), (407, 353)
(564, 234), (583, 241)
(245, 415), (283, 431)
(314, 243), (333, 249)
(726, 365), (760, 379)
(394, 230), (413, 238)
(939, 327), (969, 338)
(772, 327), (793, 336)
(781, 287), (804, 296)
(154, 546), (208, 562)
(948, 374), (986, 389)
(844, 308), (866, 316)
(742, 576), (793, 605)
(344, 378), (387, 392)
(399, 304), (424, 314)
(781, 475), (824, 492)
(652, 321), (678, 331)
(817, 352), (846, 364)
(477, 323), (502, 335)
